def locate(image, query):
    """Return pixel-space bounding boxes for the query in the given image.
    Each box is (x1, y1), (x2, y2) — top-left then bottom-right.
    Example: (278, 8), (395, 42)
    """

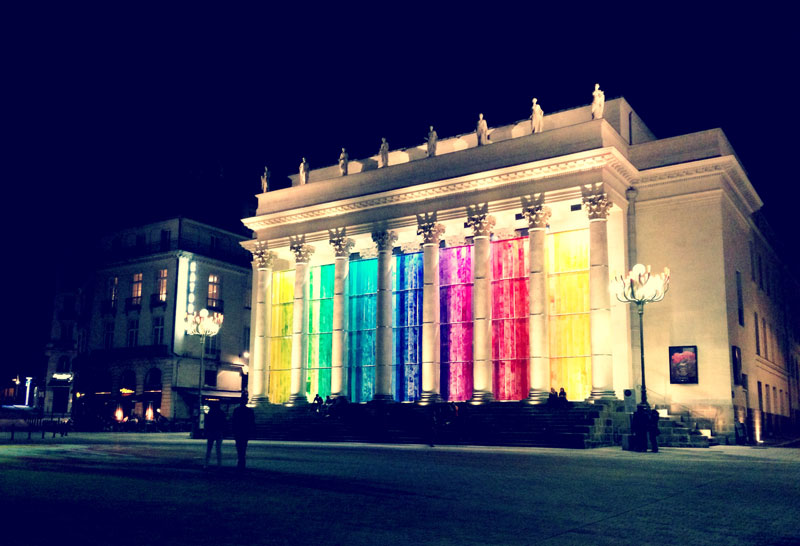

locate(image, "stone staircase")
(249, 400), (622, 449)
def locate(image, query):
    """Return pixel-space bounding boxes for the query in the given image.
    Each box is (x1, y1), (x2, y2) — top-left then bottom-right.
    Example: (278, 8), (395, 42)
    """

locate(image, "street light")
(185, 308), (224, 438)
(611, 264), (670, 409)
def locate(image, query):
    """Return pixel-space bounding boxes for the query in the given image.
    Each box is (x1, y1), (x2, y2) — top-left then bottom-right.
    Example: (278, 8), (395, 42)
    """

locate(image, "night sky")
(5, 6), (797, 382)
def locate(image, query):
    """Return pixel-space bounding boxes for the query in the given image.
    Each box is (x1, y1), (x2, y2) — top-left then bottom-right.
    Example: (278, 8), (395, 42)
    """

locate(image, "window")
(207, 274), (222, 311)
(762, 318), (768, 360)
(60, 321), (73, 343)
(160, 229), (171, 251)
(109, 276), (119, 306)
(152, 316), (164, 345)
(131, 273), (142, 304)
(765, 384), (771, 413)
(205, 332), (218, 356)
(103, 322), (115, 349)
(127, 319), (139, 347)
(754, 312), (760, 356)
(731, 346), (742, 386)
(156, 269), (168, 302)
(736, 271), (744, 327)
(204, 369), (217, 387)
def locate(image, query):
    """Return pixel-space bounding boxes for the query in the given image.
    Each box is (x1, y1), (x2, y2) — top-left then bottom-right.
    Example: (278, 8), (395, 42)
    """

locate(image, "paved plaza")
(1, 433), (799, 545)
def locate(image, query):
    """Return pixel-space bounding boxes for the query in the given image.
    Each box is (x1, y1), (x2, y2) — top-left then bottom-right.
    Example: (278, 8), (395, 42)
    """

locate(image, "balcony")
(125, 296), (142, 312)
(150, 293), (167, 309)
(207, 298), (224, 313)
(101, 300), (117, 315)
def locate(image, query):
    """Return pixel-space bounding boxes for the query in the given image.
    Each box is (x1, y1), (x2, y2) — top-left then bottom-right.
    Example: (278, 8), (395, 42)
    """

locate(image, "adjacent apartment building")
(43, 218), (252, 426)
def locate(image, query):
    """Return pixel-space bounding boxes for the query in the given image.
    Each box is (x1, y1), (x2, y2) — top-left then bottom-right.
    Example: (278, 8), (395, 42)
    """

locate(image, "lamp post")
(185, 309), (224, 438)
(611, 264), (670, 409)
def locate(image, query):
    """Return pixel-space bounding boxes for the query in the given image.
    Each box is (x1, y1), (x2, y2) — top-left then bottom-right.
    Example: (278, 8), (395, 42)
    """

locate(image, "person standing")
(204, 403), (226, 469)
(232, 396), (256, 470)
(648, 408), (660, 453)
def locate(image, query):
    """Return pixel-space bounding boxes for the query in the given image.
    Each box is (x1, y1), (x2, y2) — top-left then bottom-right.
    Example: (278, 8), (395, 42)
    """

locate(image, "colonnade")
(248, 188), (615, 405)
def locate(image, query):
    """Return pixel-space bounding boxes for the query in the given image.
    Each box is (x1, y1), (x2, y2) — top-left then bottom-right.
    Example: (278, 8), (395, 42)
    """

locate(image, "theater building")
(242, 97), (800, 442)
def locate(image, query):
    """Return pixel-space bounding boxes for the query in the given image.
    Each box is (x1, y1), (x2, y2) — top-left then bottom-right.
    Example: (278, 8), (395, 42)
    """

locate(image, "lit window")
(109, 276), (119, 306)
(131, 273), (143, 304)
(208, 274), (222, 310)
(156, 269), (168, 302)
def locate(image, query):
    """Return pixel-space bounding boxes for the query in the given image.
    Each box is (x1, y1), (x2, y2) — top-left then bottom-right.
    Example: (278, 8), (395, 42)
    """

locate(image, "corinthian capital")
(582, 184), (612, 220)
(372, 229), (398, 251)
(289, 235), (315, 263)
(416, 212), (446, 244)
(251, 241), (276, 270)
(466, 203), (495, 237)
(329, 228), (355, 258)
(521, 194), (552, 229)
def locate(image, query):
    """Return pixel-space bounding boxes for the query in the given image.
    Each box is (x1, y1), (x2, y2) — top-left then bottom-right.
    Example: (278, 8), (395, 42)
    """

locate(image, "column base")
(525, 389), (551, 405)
(248, 395), (270, 408)
(286, 394), (309, 406)
(370, 394), (395, 403)
(417, 392), (442, 405)
(588, 389), (617, 402)
(469, 390), (494, 405)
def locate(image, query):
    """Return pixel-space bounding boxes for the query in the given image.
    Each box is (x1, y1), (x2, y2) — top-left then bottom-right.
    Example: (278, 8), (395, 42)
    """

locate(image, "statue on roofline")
(591, 83), (605, 120)
(476, 113), (489, 146)
(531, 98), (544, 133)
(426, 126), (438, 157)
(339, 148), (349, 176)
(260, 166), (270, 193)
(379, 138), (389, 168)
(299, 157), (310, 185)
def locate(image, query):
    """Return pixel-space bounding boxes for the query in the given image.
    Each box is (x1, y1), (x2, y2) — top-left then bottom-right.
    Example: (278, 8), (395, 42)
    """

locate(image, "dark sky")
(5, 6), (798, 381)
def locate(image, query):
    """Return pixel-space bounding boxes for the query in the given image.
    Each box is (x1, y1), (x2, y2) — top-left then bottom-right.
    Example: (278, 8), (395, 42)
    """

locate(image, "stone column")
(521, 195), (551, 404)
(372, 229), (398, 402)
(287, 236), (314, 406)
(625, 187), (642, 394)
(417, 213), (446, 404)
(329, 228), (354, 399)
(467, 204), (496, 404)
(249, 242), (274, 404)
(583, 185), (615, 400)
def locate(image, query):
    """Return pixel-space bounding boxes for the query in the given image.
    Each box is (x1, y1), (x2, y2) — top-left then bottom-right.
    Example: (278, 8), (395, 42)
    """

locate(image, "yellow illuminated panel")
(268, 270), (294, 403)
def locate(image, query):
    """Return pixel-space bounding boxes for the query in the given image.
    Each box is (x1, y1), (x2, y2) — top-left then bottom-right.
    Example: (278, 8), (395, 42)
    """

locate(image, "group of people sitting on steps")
(547, 387), (570, 409)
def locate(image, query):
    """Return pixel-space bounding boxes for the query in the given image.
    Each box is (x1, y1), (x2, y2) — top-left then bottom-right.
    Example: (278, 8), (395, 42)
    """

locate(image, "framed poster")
(669, 346), (698, 384)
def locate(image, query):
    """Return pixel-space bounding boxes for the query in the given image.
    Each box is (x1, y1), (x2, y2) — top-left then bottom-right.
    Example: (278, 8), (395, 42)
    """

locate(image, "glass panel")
(268, 269), (294, 404)
(307, 264), (334, 401)
(547, 229), (591, 401)
(348, 259), (377, 402)
(392, 252), (423, 401)
(439, 245), (473, 401)
(491, 238), (530, 400)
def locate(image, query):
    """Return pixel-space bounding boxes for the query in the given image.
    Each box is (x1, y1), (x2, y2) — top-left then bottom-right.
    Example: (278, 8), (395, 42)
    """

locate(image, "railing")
(207, 298), (224, 312)
(150, 294), (167, 308)
(125, 296), (142, 311)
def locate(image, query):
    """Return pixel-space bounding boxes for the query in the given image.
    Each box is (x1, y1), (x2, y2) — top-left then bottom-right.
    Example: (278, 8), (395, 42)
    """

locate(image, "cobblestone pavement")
(1, 434), (798, 545)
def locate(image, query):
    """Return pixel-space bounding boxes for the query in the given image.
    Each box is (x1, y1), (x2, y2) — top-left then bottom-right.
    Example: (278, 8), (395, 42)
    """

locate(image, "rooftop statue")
(426, 126), (438, 157)
(260, 166), (270, 193)
(591, 83), (605, 120)
(379, 138), (389, 168)
(339, 148), (349, 176)
(476, 113), (489, 146)
(531, 98), (544, 134)
(299, 157), (310, 185)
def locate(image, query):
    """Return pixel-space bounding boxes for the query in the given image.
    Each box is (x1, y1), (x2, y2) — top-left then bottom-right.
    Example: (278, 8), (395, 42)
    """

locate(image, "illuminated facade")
(45, 218), (252, 425)
(242, 98), (800, 442)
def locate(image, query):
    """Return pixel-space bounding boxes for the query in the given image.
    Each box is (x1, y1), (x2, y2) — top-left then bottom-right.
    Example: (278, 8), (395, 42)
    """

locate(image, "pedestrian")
(204, 403), (225, 469)
(558, 387), (568, 409)
(232, 395), (256, 470)
(547, 387), (558, 406)
(313, 393), (324, 413)
(648, 408), (660, 453)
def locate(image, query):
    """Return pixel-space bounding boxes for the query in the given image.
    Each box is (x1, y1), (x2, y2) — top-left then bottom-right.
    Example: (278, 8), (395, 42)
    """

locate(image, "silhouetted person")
(313, 393), (324, 413)
(204, 404), (225, 468)
(648, 409), (660, 453)
(232, 396), (255, 470)
(547, 388), (558, 406)
(558, 387), (568, 409)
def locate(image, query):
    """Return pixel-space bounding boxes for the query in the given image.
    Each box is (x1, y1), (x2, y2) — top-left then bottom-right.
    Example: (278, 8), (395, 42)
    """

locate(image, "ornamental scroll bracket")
(581, 183), (612, 220)
(465, 203), (496, 237)
(416, 212), (446, 244)
(520, 194), (552, 229)
(289, 234), (315, 263)
(328, 227), (355, 258)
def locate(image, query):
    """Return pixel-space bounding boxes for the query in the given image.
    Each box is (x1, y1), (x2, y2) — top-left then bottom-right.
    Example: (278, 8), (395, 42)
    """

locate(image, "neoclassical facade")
(242, 97), (799, 441)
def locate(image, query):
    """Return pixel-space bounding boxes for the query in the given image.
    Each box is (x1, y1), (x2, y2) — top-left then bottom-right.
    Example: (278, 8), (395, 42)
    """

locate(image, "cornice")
(242, 147), (636, 233)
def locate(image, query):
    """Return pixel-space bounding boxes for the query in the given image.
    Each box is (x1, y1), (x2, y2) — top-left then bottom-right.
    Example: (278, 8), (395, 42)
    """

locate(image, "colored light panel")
(268, 269), (294, 404)
(348, 259), (377, 402)
(440, 245), (473, 401)
(307, 264), (334, 401)
(392, 252), (423, 401)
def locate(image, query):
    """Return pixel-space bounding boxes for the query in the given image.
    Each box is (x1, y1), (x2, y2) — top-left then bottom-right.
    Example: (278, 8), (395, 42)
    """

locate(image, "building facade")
(242, 97), (799, 442)
(44, 218), (252, 427)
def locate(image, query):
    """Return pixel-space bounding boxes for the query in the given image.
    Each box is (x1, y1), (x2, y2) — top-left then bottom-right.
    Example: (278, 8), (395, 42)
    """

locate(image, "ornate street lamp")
(185, 309), (224, 437)
(611, 264), (670, 409)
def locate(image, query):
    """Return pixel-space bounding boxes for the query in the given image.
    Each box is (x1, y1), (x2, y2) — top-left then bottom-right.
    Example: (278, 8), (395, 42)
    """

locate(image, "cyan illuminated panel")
(392, 252), (423, 401)
(307, 264), (334, 401)
(491, 237), (530, 400)
(347, 259), (377, 402)
(439, 245), (473, 401)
